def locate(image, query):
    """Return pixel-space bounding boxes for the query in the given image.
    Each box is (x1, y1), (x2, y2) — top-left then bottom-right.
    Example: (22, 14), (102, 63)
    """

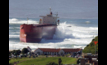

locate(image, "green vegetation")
(9, 57), (34, 65)
(9, 49), (21, 56)
(21, 48), (29, 54)
(82, 36), (98, 54)
(9, 48), (29, 56)
(66, 54), (71, 57)
(9, 57), (77, 65)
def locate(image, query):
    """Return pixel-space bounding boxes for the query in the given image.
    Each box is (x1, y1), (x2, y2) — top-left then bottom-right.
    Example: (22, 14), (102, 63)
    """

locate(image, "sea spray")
(9, 18), (98, 50)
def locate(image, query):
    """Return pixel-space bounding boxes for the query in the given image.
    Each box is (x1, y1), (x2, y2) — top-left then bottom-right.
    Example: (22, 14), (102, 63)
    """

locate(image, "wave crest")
(9, 18), (38, 24)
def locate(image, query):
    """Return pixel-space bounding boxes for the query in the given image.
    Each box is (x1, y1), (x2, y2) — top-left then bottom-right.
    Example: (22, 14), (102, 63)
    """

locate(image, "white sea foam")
(85, 21), (90, 24)
(9, 32), (20, 35)
(9, 35), (19, 38)
(9, 18), (38, 24)
(9, 18), (98, 50)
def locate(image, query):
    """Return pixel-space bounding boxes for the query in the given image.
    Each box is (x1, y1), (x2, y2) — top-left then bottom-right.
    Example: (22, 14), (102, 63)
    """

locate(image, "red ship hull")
(20, 24), (57, 43)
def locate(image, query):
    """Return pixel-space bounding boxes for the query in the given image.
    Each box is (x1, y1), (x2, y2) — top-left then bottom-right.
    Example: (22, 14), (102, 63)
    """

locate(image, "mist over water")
(9, 18), (98, 50)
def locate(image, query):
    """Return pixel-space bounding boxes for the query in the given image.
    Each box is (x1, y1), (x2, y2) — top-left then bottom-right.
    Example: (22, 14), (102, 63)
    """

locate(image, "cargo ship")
(20, 8), (60, 43)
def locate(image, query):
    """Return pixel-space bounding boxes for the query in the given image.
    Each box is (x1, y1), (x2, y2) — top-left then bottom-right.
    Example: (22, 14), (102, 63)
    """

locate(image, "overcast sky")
(9, 0), (98, 19)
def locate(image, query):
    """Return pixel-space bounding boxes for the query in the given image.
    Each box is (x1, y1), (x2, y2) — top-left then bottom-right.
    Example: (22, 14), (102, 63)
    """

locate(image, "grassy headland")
(9, 57), (77, 65)
(82, 36), (98, 54)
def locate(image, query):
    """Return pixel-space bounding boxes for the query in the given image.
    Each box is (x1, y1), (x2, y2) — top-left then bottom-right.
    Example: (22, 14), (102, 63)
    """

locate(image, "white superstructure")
(39, 8), (59, 25)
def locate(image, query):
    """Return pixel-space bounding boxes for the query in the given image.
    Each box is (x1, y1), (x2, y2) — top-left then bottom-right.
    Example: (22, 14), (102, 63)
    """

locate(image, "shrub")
(21, 48), (29, 54)
(66, 54), (70, 57)
(10, 49), (21, 56)
(77, 58), (81, 64)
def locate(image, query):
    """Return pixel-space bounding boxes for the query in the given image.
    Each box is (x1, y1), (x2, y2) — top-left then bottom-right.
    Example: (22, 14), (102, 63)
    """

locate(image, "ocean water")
(9, 0), (98, 50)
(9, 18), (98, 50)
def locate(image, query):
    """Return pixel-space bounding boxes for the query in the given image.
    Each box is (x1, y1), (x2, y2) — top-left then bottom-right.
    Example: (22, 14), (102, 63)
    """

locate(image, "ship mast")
(50, 7), (51, 13)
(50, 7), (52, 15)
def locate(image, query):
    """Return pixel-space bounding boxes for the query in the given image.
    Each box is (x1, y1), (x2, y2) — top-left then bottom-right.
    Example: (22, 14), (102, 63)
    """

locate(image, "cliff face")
(83, 36), (98, 54)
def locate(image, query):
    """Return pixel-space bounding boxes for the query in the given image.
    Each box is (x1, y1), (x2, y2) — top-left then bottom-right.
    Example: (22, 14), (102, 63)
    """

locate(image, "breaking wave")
(9, 18), (98, 50)
(85, 21), (90, 24)
(9, 18), (38, 24)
